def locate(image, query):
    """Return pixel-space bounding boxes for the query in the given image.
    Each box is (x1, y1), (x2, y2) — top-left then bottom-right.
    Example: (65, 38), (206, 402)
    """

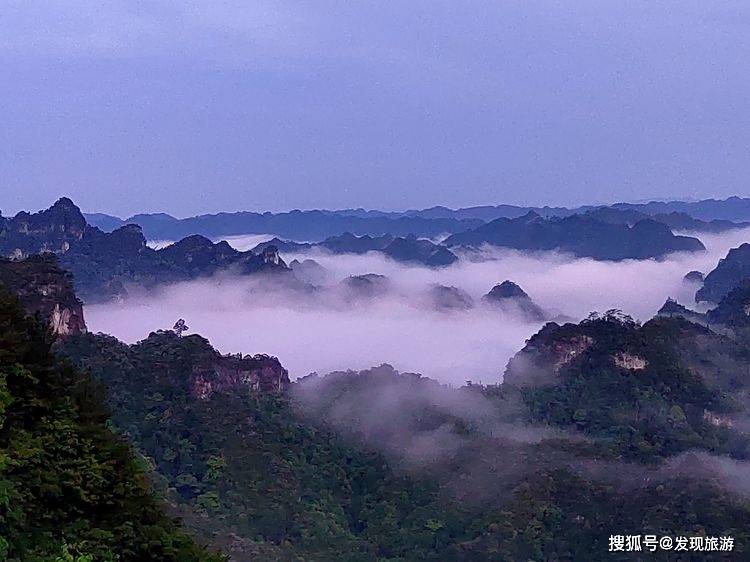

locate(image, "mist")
(85, 228), (750, 385)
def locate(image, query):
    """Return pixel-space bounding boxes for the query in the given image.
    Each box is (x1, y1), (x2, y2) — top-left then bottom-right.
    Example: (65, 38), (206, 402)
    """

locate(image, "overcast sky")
(1, 1), (749, 217)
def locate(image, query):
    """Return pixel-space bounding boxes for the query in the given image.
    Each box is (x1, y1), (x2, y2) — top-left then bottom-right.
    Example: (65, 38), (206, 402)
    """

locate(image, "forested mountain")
(0, 199), (291, 303)
(0, 289), (220, 560)
(56, 309), (750, 560)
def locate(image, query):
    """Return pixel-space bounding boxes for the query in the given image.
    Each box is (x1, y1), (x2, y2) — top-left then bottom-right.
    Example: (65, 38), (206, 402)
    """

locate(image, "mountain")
(0, 285), (220, 559)
(583, 207), (749, 233)
(289, 258), (330, 285)
(403, 197), (750, 223)
(444, 212), (705, 259)
(1, 199), (292, 303)
(428, 284), (474, 311)
(83, 197), (750, 248)
(482, 280), (548, 321)
(254, 232), (458, 268)
(84, 210), (482, 242)
(613, 196), (750, 222)
(697, 243), (750, 304)
(0, 254), (87, 335)
(58, 314), (750, 559)
(340, 273), (391, 300)
(656, 298), (708, 326)
(1, 197), (86, 258)
(504, 310), (748, 459)
(705, 281), (750, 334)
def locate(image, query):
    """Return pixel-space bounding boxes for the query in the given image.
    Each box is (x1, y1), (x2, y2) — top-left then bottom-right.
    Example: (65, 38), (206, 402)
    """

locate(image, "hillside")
(57, 312), (750, 560)
(0, 288), (221, 560)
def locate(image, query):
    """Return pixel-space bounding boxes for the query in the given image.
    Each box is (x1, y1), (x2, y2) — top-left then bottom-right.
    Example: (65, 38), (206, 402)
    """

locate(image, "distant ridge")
(85, 196), (750, 241)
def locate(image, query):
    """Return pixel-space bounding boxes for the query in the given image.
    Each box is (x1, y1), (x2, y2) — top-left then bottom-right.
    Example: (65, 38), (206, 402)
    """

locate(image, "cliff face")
(61, 329), (289, 401)
(0, 254), (86, 336)
(191, 350), (290, 399)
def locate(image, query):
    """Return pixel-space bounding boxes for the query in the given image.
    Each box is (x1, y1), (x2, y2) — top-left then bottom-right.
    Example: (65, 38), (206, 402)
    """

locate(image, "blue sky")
(1, 1), (749, 217)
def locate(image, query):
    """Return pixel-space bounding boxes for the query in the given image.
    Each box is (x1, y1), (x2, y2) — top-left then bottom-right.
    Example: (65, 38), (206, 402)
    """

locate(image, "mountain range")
(4, 237), (750, 559)
(82, 196), (750, 241)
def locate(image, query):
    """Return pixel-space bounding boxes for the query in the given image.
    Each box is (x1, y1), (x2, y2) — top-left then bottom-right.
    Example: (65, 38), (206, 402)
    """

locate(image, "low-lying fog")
(86, 228), (750, 385)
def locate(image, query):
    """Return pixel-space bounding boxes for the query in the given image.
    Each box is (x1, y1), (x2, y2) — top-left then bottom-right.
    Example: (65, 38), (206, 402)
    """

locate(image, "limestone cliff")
(0, 254), (86, 336)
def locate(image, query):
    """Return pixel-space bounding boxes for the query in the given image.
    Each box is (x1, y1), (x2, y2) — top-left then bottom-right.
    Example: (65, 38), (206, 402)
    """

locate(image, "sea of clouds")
(86, 228), (750, 385)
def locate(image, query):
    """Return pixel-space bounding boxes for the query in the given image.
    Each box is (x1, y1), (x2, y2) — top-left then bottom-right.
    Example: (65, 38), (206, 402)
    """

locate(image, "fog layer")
(86, 229), (750, 385)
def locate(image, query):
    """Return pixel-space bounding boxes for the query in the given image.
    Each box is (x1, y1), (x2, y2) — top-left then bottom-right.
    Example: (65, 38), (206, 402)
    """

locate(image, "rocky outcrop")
(504, 322), (594, 387)
(0, 254), (86, 335)
(683, 270), (704, 283)
(612, 352), (647, 371)
(192, 351), (290, 399)
(482, 280), (547, 321)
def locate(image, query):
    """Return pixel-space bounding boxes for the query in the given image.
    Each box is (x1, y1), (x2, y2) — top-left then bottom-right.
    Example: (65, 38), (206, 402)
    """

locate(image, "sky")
(1, 1), (750, 217)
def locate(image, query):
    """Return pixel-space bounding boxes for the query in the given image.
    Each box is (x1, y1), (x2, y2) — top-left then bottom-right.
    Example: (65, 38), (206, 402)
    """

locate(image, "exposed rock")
(192, 351), (290, 399)
(0, 254), (87, 335)
(504, 322), (594, 387)
(612, 352), (647, 371)
(703, 410), (734, 429)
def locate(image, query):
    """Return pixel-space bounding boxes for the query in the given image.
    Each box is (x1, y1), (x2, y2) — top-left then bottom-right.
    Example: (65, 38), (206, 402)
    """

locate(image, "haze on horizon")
(2, 1), (750, 217)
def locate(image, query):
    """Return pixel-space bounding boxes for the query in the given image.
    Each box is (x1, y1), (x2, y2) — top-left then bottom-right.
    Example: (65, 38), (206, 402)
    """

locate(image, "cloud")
(85, 228), (750, 385)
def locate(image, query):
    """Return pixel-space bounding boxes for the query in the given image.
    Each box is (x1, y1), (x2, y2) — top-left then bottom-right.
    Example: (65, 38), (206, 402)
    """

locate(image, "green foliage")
(58, 326), (750, 561)
(0, 290), (221, 561)
(521, 315), (747, 461)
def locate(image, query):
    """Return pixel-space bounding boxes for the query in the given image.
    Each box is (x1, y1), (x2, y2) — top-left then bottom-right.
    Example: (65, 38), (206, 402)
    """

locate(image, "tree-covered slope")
(59, 330), (750, 561)
(0, 290), (221, 561)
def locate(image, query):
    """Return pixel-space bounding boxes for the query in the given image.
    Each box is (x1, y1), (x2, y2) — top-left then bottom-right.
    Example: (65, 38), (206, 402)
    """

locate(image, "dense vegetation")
(0, 290), (220, 561)
(59, 324), (750, 561)
(517, 313), (748, 461)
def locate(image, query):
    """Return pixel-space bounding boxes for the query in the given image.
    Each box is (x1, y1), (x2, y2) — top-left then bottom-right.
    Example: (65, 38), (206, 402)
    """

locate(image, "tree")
(173, 318), (189, 337)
